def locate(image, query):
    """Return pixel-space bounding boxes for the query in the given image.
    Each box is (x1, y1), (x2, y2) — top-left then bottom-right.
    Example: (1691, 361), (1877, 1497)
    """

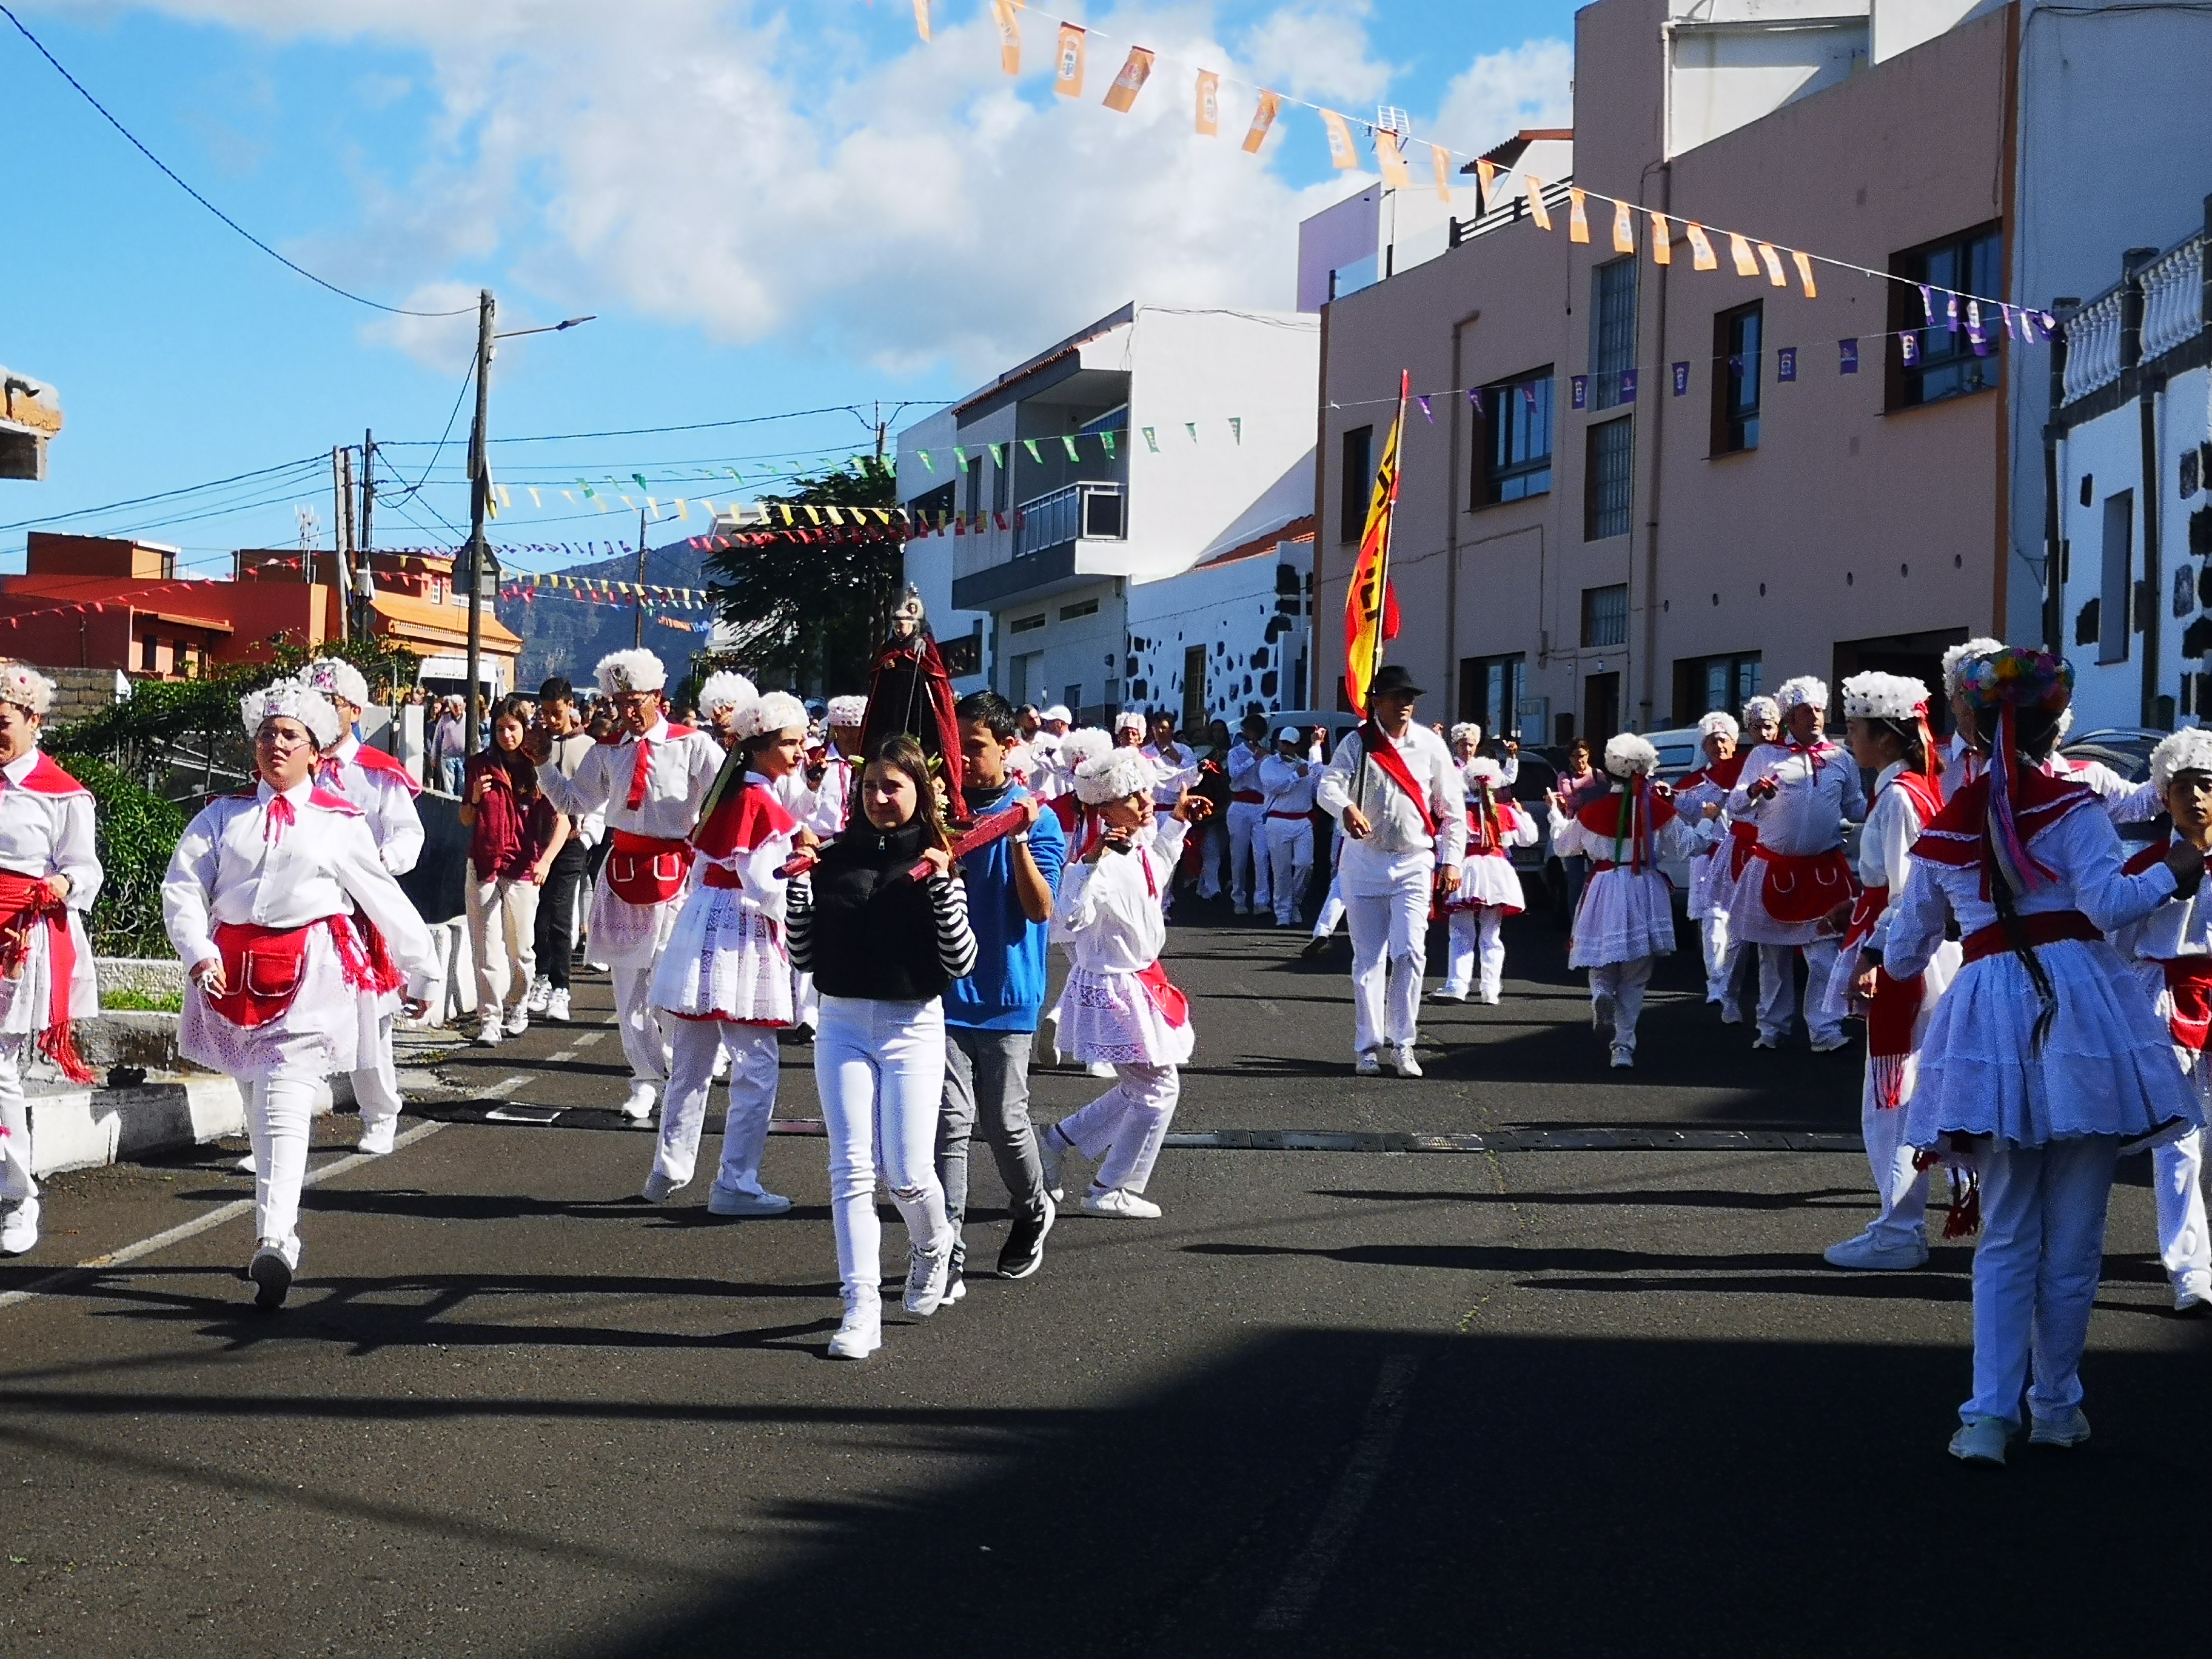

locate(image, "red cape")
(13, 754), (87, 797)
(694, 779), (797, 861)
(350, 742), (423, 797)
(1911, 770), (2095, 869)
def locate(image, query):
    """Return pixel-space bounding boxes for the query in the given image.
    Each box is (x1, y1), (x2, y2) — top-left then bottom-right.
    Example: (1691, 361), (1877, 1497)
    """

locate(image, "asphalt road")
(2, 907), (2205, 1658)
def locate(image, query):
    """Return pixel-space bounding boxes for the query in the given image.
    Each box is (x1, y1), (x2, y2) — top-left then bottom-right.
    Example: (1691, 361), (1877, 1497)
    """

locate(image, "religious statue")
(861, 585), (966, 822)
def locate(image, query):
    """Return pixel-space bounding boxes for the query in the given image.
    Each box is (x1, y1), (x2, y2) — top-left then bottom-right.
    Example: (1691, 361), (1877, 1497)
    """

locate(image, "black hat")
(1369, 664), (1424, 699)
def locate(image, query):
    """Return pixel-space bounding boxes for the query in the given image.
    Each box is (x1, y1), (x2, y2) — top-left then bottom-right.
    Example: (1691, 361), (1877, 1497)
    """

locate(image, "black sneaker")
(943, 1241), (967, 1307)
(996, 1193), (1057, 1280)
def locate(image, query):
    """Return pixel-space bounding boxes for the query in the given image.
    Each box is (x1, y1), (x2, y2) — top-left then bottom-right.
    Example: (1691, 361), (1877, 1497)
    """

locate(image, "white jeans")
(614, 962), (672, 1084)
(247, 1073), (323, 1246)
(1265, 816), (1314, 925)
(2155, 1128), (2211, 1293)
(1312, 873), (1346, 940)
(1698, 910), (1739, 1004)
(351, 1012), (402, 1139)
(1443, 908), (1506, 999)
(466, 865), (541, 1021)
(1196, 820), (1230, 899)
(1054, 1063), (1180, 1194)
(814, 995), (951, 1298)
(1966, 1135), (2120, 1426)
(1590, 956), (1655, 1052)
(1858, 1073), (1932, 1248)
(654, 1019), (781, 1195)
(0, 1037), (32, 1204)
(1227, 803), (1270, 910)
(1756, 939), (1842, 1044)
(1347, 882), (1429, 1054)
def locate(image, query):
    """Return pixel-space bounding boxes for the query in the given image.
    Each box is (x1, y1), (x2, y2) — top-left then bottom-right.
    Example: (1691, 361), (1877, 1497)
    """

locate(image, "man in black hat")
(1316, 665), (1466, 1076)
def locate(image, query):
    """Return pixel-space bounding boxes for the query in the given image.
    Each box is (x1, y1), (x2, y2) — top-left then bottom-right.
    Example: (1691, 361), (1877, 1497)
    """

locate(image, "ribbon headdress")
(1962, 649), (2074, 899)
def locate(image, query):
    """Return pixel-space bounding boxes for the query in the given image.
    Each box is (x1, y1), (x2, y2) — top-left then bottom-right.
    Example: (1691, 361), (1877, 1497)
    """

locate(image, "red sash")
(1134, 959), (1189, 1028)
(0, 872), (91, 1083)
(1866, 968), (1926, 1109)
(1752, 844), (1855, 925)
(606, 830), (693, 905)
(1959, 909), (2103, 963)
(1358, 720), (1439, 840)
(1726, 820), (1758, 880)
(2163, 959), (2212, 1053)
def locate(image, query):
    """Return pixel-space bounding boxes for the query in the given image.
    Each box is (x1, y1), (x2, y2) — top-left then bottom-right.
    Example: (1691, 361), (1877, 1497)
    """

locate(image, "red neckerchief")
(1676, 753), (1749, 797)
(624, 723), (695, 810)
(1358, 719), (1439, 839)
(1911, 771), (2096, 898)
(1575, 782), (1677, 873)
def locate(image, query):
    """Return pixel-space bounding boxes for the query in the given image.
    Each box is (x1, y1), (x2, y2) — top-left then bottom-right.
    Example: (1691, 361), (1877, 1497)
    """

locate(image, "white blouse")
(538, 719), (723, 840)
(0, 749), (101, 911)
(1051, 815), (1191, 976)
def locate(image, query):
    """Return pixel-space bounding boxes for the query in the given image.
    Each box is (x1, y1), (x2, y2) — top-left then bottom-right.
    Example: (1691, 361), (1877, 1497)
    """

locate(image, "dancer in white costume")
(1258, 725), (1320, 927)
(1549, 734), (1697, 1068)
(163, 678), (435, 1308)
(1222, 714), (1273, 917)
(534, 650), (724, 1120)
(1436, 754), (1535, 1004)
(1672, 712), (1747, 1014)
(1820, 672), (1957, 1271)
(1879, 649), (2200, 1463)
(1037, 747), (1208, 1219)
(1937, 637), (2005, 802)
(0, 664), (101, 1259)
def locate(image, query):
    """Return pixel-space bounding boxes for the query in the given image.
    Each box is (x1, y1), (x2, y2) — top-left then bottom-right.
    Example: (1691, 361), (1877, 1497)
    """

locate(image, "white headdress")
(1841, 671), (1929, 723)
(1697, 710), (1739, 743)
(1058, 726), (1112, 770)
(1113, 710), (1147, 736)
(1464, 756), (1507, 789)
(242, 675), (342, 749)
(1942, 637), (2005, 699)
(825, 695), (868, 728)
(1775, 675), (1829, 714)
(2152, 728), (2212, 794)
(1449, 722), (1482, 746)
(304, 656), (370, 710)
(735, 690), (808, 740)
(1603, 732), (1660, 779)
(1740, 694), (1780, 728)
(696, 671), (756, 720)
(0, 662), (56, 718)
(594, 649), (666, 696)
(1073, 748), (1158, 805)
(1041, 704), (1073, 725)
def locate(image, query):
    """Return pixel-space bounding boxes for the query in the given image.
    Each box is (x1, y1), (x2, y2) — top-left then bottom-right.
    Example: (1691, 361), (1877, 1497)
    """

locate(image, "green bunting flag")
(918, 450), (934, 471)
(1060, 435), (1080, 461)
(1142, 426), (1159, 452)
(953, 446), (969, 467)
(1101, 431), (1117, 458)
(1184, 422), (1198, 443)
(988, 443), (1005, 468)
(1228, 417), (1242, 443)
(1023, 438), (1043, 464)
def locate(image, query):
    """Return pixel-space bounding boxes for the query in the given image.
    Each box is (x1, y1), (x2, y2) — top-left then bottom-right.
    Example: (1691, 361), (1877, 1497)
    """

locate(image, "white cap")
(1073, 749), (1158, 805)
(1041, 704), (1073, 725)
(1942, 637), (2005, 699)
(1696, 710), (1739, 742)
(243, 675), (342, 749)
(2152, 728), (2212, 793)
(1278, 725), (1303, 743)
(0, 662), (56, 718)
(304, 657), (370, 710)
(696, 671), (757, 719)
(594, 649), (666, 696)
(736, 690), (808, 740)
(1775, 675), (1829, 714)
(1841, 671), (1929, 723)
(825, 694), (868, 728)
(1449, 722), (1481, 746)
(1113, 711), (1147, 735)
(1740, 694), (1780, 727)
(1603, 732), (1660, 779)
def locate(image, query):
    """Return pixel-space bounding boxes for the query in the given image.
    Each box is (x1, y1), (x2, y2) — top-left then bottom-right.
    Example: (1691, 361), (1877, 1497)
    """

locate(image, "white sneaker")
(640, 1170), (684, 1204)
(247, 1235), (301, 1310)
(2028, 1406), (2091, 1448)
(1592, 992), (1617, 1034)
(1043, 1012), (1062, 1069)
(903, 1236), (952, 1316)
(1609, 1044), (1635, 1069)
(357, 1117), (398, 1157)
(474, 1021), (503, 1048)
(1751, 1033), (1781, 1051)
(504, 1006), (530, 1037)
(1086, 1061), (1116, 1079)
(1429, 988), (1468, 1004)
(828, 1289), (882, 1360)
(1355, 1050), (1382, 1076)
(620, 1082), (657, 1122)
(1823, 1230), (1929, 1271)
(1720, 1004), (1744, 1025)
(1809, 1031), (1852, 1054)
(546, 988), (571, 1024)
(1232, 903), (1251, 916)
(1389, 1044), (1424, 1079)
(1037, 1122), (1068, 1202)
(1083, 1187), (1162, 1219)
(707, 1185), (793, 1218)
(0, 1196), (39, 1256)
(2175, 1276), (2212, 1314)
(1479, 988), (1501, 1006)
(525, 977), (552, 1014)
(1949, 1415), (2011, 1465)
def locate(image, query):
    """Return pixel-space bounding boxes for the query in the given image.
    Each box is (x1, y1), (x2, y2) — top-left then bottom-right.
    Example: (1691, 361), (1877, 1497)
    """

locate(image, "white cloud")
(1426, 39), (1574, 157)
(1235, 0), (1393, 113)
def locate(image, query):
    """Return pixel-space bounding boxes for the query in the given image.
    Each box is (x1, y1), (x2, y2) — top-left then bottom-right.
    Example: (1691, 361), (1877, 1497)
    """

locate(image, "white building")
(2049, 200), (2211, 731)
(896, 303), (1319, 726)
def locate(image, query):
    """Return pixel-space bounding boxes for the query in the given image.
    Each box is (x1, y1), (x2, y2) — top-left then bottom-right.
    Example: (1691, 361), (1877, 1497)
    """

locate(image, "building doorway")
(1584, 671), (1621, 748)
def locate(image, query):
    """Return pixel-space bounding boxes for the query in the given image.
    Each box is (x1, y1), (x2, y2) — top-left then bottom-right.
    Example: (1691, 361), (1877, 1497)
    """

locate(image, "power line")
(0, 455), (327, 534)
(375, 403), (882, 446)
(0, 4), (474, 319)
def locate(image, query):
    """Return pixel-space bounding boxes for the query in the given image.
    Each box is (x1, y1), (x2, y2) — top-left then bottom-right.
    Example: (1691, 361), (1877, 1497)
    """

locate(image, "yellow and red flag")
(1343, 371), (1407, 717)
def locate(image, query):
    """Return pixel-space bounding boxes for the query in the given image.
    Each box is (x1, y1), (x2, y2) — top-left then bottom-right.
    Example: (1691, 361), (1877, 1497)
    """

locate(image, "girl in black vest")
(788, 735), (978, 1361)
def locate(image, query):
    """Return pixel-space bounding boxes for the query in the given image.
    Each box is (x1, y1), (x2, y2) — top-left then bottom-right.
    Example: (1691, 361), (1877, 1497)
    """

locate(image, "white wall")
(1126, 540), (1314, 726)
(1666, 1), (1871, 158)
(996, 578), (1125, 720)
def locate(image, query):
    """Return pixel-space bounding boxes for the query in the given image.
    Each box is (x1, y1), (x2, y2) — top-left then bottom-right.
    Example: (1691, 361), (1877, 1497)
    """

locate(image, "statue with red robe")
(862, 585), (966, 823)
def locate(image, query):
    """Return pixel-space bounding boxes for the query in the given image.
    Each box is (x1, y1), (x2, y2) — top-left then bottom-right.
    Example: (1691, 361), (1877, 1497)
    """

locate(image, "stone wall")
(35, 666), (131, 722)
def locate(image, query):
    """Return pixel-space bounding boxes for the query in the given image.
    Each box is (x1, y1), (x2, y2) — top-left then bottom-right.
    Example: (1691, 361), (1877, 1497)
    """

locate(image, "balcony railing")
(2062, 233), (2206, 406)
(1014, 481), (1125, 558)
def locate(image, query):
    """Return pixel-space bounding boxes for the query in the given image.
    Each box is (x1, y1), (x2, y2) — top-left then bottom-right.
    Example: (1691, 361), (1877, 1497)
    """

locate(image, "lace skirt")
(179, 924), (366, 1081)
(588, 871), (685, 967)
(1568, 868), (1677, 968)
(1444, 853), (1525, 915)
(1051, 966), (1195, 1068)
(651, 888), (792, 1025)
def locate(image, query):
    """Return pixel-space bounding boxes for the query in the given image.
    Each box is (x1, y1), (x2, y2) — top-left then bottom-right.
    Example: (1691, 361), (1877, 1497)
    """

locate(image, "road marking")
(572, 1031), (606, 1048)
(479, 1075), (532, 1098)
(0, 1121), (448, 1313)
(1253, 1353), (1420, 1632)
(545, 1050), (578, 1064)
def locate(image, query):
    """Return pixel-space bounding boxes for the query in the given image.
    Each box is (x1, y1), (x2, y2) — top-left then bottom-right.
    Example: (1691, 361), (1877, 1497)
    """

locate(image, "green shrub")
(65, 754), (187, 959)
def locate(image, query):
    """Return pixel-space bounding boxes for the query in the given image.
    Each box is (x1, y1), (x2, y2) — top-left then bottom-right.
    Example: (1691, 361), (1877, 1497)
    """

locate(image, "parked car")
(2063, 726), (2168, 842)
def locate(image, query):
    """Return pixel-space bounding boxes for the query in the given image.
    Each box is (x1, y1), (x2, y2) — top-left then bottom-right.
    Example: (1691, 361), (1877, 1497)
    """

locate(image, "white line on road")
(1252, 1353), (1421, 1632)
(544, 1050), (578, 1064)
(572, 1031), (606, 1048)
(479, 1075), (532, 1098)
(0, 1121), (449, 1313)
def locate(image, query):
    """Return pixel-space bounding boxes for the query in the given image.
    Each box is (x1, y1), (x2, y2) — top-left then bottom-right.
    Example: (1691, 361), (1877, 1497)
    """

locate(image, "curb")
(27, 1072), (355, 1181)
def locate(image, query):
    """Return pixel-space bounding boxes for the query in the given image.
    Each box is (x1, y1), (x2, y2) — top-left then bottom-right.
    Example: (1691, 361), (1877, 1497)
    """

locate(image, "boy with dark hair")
(528, 677), (598, 1024)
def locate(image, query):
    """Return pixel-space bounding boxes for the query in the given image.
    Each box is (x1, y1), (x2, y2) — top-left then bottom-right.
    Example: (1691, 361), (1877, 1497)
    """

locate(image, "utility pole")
(634, 502), (649, 648)
(333, 445), (356, 642)
(357, 428), (377, 642)
(464, 287), (495, 752)
(874, 400), (887, 463)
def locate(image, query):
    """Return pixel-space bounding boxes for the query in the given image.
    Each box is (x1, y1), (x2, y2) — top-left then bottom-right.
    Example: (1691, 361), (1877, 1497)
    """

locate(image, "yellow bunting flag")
(1195, 70), (1219, 135)
(1429, 141), (1452, 202)
(1649, 212), (1672, 263)
(1243, 89), (1281, 153)
(913, 0), (930, 44)
(991, 0), (1020, 74)
(1613, 198), (1635, 255)
(1473, 158), (1498, 209)
(1524, 175), (1552, 230)
(1376, 128), (1412, 190)
(1792, 249), (1818, 298)
(1729, 232), (1758, 277)
(825, 505), (845, 526)
(1054, 22), (1084, 97)
(1758, 242), (1786, 287)
(1343, 372), (1409, 720)
(1102, 46), (1154, 112)
(1686, 222), (1717, 270)
(1567, 187), (1590, 243)
(1321, 109), (1358, 170)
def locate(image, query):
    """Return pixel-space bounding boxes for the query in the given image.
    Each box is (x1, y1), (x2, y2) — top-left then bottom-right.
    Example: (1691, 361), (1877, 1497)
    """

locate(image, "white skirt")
(651, 888), (792, 1025)
(0, 911), (99, 1039)
(1444, 851), (1525, 915)
(588, 871), (684, 967)
(179, 924), (366, 1081)
(1568, 867), (1677, 968)
(1902, 937), (2202, 1147)
(1686, 845), (1729, 921)
(1052, 965), (1195, 1068)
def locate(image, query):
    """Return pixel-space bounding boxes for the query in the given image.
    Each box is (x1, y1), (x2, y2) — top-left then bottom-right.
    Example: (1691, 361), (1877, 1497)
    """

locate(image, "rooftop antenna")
(1375, 106), (1411, 141)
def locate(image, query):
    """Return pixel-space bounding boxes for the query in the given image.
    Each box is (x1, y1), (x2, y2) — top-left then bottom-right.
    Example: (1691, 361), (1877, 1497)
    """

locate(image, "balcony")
(953, 481), (1127, 612)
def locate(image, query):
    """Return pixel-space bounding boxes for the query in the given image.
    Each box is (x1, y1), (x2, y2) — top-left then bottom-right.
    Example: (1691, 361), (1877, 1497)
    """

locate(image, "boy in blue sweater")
(937, 692), (1067, 1293)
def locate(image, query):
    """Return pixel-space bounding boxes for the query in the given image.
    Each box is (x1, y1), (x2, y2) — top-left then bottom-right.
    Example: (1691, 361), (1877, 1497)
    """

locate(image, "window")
(1584, 417), (1634, 540)
(1585, 672), (1621, 748)
(1581, 583), (1629, 648)
(1459, 652), (1527, 740)
(1713, 303), (1762, 454)
(1473, 369), (1553, 507)
(1063, 683), (1082, 712)
(993, 452), (1010, 514)
(965, 453), (985, 517)
(1674, 652), (1762, 724)
(1010, 612), (1046, 635)
(1007, 650), (1044, 705)
(940, 626), (982, 679)
(140, 633), (158, 673)
(1183, 645), (1208, 735)
(1059, 598), (1099, 621)
(1589, 258), (1638, 411)
(1891, 224), (2003, 408)
(2100, 491), (2133, 666)
(1340, 425), (1373, 542)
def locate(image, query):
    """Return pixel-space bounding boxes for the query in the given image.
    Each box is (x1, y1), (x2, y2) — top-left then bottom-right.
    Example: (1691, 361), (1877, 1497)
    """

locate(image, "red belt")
(611, 830), (688, 856)
(2161, 957), (2212, 1051)
(1231, 791), (1264, 805)
(1267, 809), (1309, 820)
(1960, 910), (2103, 964)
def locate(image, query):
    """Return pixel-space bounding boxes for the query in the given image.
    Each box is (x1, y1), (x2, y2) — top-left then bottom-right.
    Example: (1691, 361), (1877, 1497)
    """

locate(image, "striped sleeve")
(785, 874), (815, 971)
(928, 873), (979, 980)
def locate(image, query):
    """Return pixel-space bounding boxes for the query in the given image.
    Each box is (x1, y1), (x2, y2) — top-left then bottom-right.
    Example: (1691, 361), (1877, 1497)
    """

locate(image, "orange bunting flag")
(1758, 242), (1787, 287)
(1474, 158), (1498, 207)
(1429, 141), (1452, 202)
(1791, 249), (1818, 298)
(912, 0), (931, 42)
(1568, 187), (1590, 243)
(1102, 46), (1154, 112)
(1243, 89), (1281, 153)
(1613, 198), (1635, 254)
(1729, 232), (1758, 276)
(1649, 210), (1672, 264)
(1686, 221), (1717, 270)
(991, 0), (1019, 73)
(1524, 175), (1552, 230)
(1344, 372), (1409, 720)
(1321, 109), (1358, 171)
(1376, 128), (1412, 190)
(1195, 70), (1219, 135)
(1054, 23), (1084, 97)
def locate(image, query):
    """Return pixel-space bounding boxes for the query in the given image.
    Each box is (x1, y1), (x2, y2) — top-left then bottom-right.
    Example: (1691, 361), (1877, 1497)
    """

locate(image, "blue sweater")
(943, 779), (1065, 1033)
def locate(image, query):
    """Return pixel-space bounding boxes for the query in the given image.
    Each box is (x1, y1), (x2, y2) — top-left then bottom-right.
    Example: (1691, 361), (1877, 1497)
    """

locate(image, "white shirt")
(1226, 740), (1267, 802)
(162, 778), (436, 995)
(1316, 723), (1467, 896)
(1858, 762), (1939, 954)
(538, 718), (723, 841)
(1258, 752), (1319, 817)
(319, 734), (426, 875)
(543, 728), (605, 848)
(1051, 816), (1190, 975)
(1144, 742), (1200, 805)
(0, 749), (101, 910)
(1726, 740), (1866, 856)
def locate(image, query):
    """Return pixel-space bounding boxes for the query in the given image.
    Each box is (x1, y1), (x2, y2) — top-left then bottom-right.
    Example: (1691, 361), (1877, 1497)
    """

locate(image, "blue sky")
(3, 0), (1575, 577)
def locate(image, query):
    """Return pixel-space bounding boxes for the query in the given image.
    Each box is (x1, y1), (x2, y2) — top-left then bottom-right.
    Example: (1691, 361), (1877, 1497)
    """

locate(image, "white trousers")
(1227, 803), (1271, 910)
(1347, 883), (1429, 1054)
(2154, 1127), (2211, 1293)
(1858, 1073), (1932, 1248)
(1756, 939), (1842, 1044)
(1698, 910), (1740, 1005)
(247, 1073), (323, 1247)
(1312, 873), (1346, 940)
(1965, 1134), (2120, 1426)
(814, 994), (951, 1298)
(1443, 908), (1506, 1000)
(614, 962), (672, 1084)
(654, 1020), (781, 1195)
(1590, 956), (1656, 1052)
(351, 1013), (403, 1138)
(466, 866), (540, 1021)
(1054, 1063), (1180, 1195)
(1196, 820), (1230, 900)
(792, 969), (819, 1030)
(0, 1037), (32, 1204)
(1265, 817), (1314, 925)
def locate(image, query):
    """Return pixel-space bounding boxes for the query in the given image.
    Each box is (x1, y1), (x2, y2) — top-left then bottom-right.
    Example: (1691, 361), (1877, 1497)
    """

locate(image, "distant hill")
(495, 536), (717, 694)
